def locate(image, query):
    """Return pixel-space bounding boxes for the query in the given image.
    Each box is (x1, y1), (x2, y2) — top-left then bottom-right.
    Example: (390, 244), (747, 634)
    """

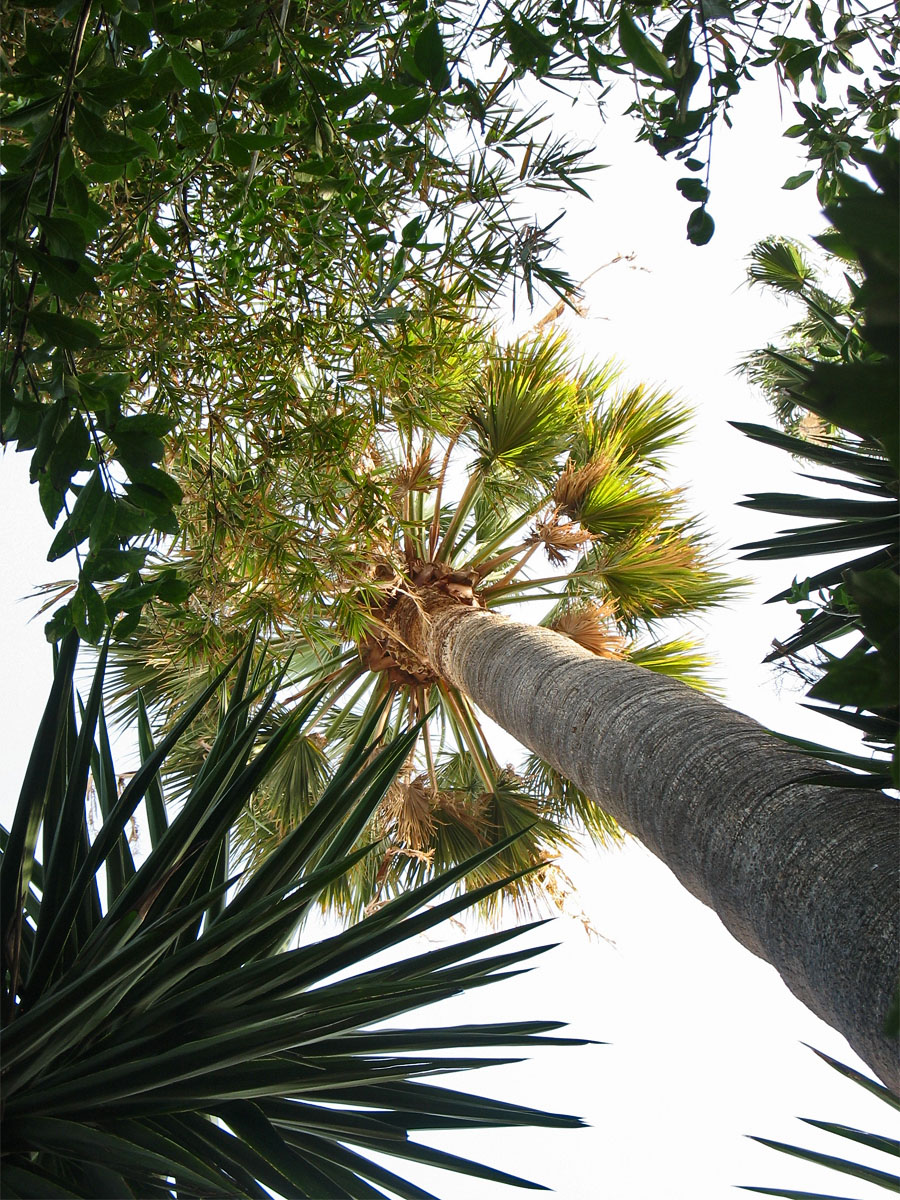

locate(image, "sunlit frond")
(576, 382), (693, 472)
(626, 637), (721, 694)
(575, 470), (682, 536)
(464, 333), (577, 485)
(565, 530), (741, 631)
(547, 602), (627, 658)
(746, 237), (816, 295)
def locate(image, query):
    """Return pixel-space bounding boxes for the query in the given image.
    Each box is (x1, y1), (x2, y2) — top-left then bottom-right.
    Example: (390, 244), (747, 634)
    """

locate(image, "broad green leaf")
(28, 311), (102, 350)
(414, 17), (451, 92)
(686, 206), (715, 245)
(618, 10), (673, 81)
(677, 176), (709, 203)
(169, 48), (202, 90)
(783, 170), (815, 190)
(391, 95), (432, 126)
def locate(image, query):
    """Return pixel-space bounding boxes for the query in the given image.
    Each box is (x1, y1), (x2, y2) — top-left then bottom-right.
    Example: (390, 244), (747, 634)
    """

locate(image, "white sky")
(1, 63), (895, 1200)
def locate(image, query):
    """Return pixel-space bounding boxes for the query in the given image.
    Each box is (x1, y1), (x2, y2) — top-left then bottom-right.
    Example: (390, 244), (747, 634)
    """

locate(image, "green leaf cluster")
(485, 0), (899, 239)
(2, 0), (604, 644)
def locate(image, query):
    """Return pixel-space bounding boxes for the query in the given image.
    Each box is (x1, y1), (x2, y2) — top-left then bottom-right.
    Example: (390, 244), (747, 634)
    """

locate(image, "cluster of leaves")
(5, 1), (897, 646)
(1, 0), (603, 642)
(735, 139), (899, 787)
(98, 323), (739, 920)
(484, 0), (899, 243)
(0, 632), (586, 1198)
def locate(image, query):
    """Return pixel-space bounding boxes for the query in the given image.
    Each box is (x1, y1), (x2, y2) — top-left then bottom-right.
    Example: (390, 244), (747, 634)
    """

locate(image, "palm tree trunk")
(402, 603), (899, 1089)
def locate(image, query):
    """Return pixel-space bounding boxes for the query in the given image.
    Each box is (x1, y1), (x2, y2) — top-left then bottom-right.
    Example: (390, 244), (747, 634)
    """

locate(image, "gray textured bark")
(406, 604), (900, 1090)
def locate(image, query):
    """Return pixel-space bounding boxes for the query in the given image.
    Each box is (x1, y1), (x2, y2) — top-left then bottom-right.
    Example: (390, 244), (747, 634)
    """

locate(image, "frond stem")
(434, 471), (482, 564)
(427, 428), (462, 557)
(439, 684), (496, 792)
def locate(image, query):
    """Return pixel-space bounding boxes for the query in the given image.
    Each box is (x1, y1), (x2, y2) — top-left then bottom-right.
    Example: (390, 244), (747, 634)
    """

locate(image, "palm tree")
(1, 633), (586, 1198)
(102, 325), (738, 919)
(375, 581), (898, 1091)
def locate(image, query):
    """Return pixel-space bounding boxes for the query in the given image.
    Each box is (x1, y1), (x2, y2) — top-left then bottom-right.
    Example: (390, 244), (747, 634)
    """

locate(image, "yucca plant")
(0, 632), (586, 1199)
(100, 324), (738, 919)
(741, 1049), (900, 1199)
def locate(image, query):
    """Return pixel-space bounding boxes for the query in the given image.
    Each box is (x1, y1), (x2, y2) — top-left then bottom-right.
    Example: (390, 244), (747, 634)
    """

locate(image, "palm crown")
(104, 316), (740, 919)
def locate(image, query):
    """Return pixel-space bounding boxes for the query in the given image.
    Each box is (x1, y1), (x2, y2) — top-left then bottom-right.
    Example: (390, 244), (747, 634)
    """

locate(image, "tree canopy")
(3, 0), (897, 641)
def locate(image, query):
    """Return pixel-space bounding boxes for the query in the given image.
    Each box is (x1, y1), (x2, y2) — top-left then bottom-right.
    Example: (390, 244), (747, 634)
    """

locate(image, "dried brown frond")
(529, 858), (606, 941)
(531, 515), (594, 566)
(796, 411), (830, 444)
(381, 774), (438, 849)
(550, 603), (627, 658)
(393, 447), (436, 493)
(357, 444), (382, 474)
(553, 457), (611, 516)
(435, 789), (490, 838)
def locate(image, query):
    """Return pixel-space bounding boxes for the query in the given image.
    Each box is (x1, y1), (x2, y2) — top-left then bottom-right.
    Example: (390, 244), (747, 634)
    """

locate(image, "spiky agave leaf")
(1, 635), (588, 1198)
(739, 1049), (900, 1197)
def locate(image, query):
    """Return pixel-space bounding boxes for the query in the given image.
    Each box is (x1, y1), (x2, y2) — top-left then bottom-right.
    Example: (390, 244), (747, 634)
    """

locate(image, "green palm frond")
(574, 382), (692, 473)
(747, 237), (817, 296)
(1, 635), (587, 1198)
(464, 334), (577, 485)
(235, 729), (333, 868)
(574, 470), (682, 537)
(559, 531), (741, 631)
(626, 638), (721, 694)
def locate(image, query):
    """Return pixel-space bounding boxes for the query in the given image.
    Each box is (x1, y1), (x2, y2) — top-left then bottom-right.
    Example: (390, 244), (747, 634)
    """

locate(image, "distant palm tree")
(103, 322), (738, 918)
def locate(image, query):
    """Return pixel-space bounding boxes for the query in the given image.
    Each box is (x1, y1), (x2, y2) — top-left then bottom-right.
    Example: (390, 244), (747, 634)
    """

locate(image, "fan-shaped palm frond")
(102, 315), (741, 919)
(464, 334), (578, 486)
(555, 530), (740, 633)
(747, 237), (818, 296)
(1, 635), (587, 1198)
(573, 381), (693, 473)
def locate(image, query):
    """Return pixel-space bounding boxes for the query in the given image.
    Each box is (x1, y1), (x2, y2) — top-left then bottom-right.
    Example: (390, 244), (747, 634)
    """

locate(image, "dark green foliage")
(741, 1049), (900, 1198)
(4, 2), (897, 647)
(0, 634), (587, 1198)
(486, 0), (898, 236)
(736, 140), (899, 788)
(1, 0), (599, 642)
